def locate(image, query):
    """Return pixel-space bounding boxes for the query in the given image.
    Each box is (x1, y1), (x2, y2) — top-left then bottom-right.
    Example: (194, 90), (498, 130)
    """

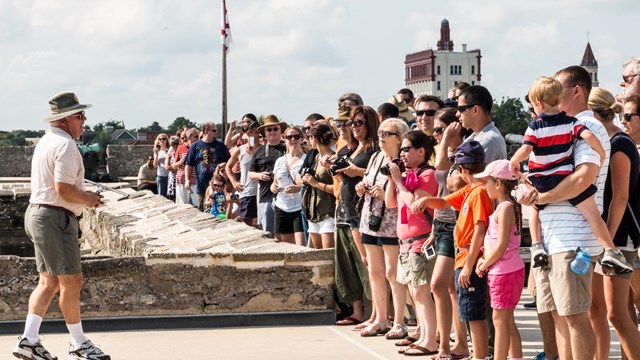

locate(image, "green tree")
(93, 119), (124, 133)
(138, 121), (165, 133)
(491, 97), (529, 136)
(167, 117), (198, 133)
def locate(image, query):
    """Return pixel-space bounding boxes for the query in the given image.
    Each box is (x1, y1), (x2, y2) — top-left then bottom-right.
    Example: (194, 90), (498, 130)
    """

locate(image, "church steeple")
(580, 42), (599, 87)
(436, 19), (454, 51)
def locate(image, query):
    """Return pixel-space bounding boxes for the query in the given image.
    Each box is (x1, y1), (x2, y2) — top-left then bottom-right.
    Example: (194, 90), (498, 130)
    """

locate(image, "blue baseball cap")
(454, 140), (484, 164)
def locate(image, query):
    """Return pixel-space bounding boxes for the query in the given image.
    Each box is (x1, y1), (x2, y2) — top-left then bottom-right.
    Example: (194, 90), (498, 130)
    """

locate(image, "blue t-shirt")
(210, 192), (227, 218)
(185, 139), (230, 195)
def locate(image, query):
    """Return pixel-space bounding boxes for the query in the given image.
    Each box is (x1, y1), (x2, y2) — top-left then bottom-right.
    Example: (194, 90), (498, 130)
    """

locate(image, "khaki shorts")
(25, 206), (81, 275)
(534, 250), (593, 316)
(397, 252), (435, 287)
(594, 250), (638, 279)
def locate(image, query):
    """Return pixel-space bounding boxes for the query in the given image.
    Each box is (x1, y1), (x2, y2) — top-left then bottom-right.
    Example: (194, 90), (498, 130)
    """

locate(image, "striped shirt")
(540, 110), (609, 255)
(524, 112), (587, 177)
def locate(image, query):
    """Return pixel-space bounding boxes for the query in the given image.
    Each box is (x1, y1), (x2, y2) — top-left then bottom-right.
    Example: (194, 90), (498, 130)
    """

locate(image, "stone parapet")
(0, 184), (335, 321)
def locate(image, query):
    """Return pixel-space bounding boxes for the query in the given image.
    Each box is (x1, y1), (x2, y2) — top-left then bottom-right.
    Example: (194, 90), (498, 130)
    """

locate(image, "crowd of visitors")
(130, 59), (640, 360)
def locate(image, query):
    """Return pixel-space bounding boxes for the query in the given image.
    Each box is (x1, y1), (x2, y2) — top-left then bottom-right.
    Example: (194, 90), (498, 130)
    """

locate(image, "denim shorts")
(433, 219), (455, 258)
(455, 267), (488, 321)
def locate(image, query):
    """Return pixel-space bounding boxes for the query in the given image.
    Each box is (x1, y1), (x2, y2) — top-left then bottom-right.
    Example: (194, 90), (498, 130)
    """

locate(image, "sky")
(0, 0), (637, 132)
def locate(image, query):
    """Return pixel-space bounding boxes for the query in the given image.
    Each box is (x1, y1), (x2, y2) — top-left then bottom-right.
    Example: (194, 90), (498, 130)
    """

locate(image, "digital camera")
(328, 157), (349, 176)
(380, 158), (405, 176)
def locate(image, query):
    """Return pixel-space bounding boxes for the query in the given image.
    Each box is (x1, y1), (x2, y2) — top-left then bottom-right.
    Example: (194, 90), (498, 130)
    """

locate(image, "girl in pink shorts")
(474, 159), (525, 360)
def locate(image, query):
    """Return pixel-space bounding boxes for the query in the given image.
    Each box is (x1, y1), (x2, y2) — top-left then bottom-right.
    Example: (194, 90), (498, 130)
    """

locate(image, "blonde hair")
(154, 133), (169, 148)
(379, 118), (410, 139)
(528, 76), (562, 107)
(588, 87), (622, 122)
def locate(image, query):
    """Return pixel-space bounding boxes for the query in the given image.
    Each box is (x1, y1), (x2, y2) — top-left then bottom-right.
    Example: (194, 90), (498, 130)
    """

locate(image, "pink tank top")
(483, 201), (524, 275)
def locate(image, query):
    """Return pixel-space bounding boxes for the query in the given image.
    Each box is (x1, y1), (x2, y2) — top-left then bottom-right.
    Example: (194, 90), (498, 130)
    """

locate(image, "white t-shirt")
(29, 127), (86, 216)
(540, 110), (609, 255)
(239, 146), (258, 198)
(273, 154), (305, 212)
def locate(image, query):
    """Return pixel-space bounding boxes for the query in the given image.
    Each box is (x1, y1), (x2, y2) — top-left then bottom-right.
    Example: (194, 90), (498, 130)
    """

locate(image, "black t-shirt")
(335, 144), (379, 223)
(603, 132), (640, 247)
(249, 141), (287, 203)
(300, 148), (318, 175)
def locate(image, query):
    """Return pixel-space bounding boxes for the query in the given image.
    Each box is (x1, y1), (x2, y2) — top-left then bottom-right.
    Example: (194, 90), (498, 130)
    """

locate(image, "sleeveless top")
(483, 201), (524, 275)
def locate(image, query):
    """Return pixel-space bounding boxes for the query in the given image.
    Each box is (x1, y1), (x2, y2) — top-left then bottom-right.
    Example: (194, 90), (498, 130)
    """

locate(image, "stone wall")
(105, 145), (153, 180)
(0, 147), (34, 177)
(0, 185), (335, 321)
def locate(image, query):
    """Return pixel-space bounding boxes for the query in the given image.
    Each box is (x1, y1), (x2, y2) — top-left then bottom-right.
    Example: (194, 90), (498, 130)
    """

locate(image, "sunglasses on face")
(265, 127), (280, 133)
(415, 109), (437, 117)
(457, 104), (477, 113)
(400, 146), (414, 153)
(334, 121), (346, 128)
(623, 113), (640, 121)
(433, 127), (444, 135)
(623, 74), (639, 83)
(72, 111), (86, 118)
(347, 119), (366, 127)
(159, 138), (168, 141)
(285, 134), (302, 140)
(378, 130), (399, 138)
(212, 183), (224, 187)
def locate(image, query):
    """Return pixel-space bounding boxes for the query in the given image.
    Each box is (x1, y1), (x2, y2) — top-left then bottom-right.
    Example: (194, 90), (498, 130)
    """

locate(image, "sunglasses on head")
(415, 109), (437, 117)
(285, 134), (302, 140)
(265, 127), (280, 133)
(347, 119), (366, 127)
(623, 113), (640, 121)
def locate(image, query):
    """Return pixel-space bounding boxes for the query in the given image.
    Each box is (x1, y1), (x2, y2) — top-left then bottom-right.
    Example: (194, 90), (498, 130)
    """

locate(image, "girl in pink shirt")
(475, 159), (525, 360)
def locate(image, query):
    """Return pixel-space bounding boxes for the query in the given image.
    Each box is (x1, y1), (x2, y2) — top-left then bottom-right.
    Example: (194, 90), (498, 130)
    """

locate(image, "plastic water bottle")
(570, 247), (591, 274)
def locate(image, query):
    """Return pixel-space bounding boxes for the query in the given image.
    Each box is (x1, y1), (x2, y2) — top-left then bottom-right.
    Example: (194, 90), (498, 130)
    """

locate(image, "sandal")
(350, 320), (372, 331)
(395, 335), (419, 347)
(360, 321), (391, 337)
(404, 345), (438, 356)
(398, 343), (417, 354)
(430, 354), (452, 360)
(385, 323), (408, 340)
(335, 316), (363, 326)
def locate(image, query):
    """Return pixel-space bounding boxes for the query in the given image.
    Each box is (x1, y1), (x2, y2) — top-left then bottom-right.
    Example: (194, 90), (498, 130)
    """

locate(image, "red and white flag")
(221, 0), (232, 51)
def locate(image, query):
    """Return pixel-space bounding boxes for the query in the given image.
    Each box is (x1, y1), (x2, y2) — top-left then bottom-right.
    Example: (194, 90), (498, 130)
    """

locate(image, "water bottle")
(570, 247), (591, 274)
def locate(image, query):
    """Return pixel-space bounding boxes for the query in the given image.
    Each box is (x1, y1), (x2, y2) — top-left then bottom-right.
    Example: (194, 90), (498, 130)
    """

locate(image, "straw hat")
(389, 94), (415, 123)
(43, 91), (92, 122)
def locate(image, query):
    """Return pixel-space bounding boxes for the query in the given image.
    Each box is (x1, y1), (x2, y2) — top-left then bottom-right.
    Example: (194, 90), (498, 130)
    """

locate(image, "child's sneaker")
(68, 340), (110, 360)
(531, 242), (548, 268)
(12, 336), (57, 360)
(601, 248), (633, 274)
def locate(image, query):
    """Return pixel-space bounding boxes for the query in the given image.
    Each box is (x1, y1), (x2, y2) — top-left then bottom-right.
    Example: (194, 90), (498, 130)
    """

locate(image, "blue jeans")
(157, 176), (168, 197)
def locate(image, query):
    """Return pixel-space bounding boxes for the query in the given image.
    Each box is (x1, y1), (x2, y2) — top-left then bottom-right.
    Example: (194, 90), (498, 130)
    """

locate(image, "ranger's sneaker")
(13, 336), (57, 360)
(601, 248), (633, 274)
(68, 340), (110, 360)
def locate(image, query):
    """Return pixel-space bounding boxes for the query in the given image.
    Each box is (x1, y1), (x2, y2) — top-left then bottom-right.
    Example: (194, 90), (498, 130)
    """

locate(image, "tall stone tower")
(580, 42), (599, 87)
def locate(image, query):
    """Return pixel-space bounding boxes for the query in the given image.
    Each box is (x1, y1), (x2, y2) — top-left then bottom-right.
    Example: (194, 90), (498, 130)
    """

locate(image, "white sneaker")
(601, 248), (633, 274)
(531, 243), (548, 268)
(68, 340), (110, 360)
(12, 336), (57, 360)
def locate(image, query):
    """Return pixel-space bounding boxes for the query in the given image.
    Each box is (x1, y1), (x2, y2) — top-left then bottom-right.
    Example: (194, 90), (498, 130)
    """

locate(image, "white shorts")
(307, 216), (335, 234)
(176, 184), (198, 207)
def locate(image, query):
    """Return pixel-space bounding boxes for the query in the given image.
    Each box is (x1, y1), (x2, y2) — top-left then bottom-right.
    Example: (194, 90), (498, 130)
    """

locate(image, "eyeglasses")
(623, 113), (640, 121)
(623, 74), (639, 83)
(433, 127), (444, 135)
(347, 119), (366, 127)
(71, 111), (86, 119)
(415, 109), (437, 117)
(181, 137), (187, 140)
(264, 127), (280, 133)
(457, 104), (477, 113)
(378, 130), (399, 138)
(285, 134), (302, 140)
(212, 183), (224, 187)
(400, 146), (414, 153)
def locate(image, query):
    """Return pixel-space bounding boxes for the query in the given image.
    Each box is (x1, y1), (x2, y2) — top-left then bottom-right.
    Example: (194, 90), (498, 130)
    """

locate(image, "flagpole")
(222, 43), (228, 137)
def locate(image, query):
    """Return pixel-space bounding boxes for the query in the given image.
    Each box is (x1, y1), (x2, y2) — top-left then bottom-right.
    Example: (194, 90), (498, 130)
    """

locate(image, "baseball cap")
(474, 159), (518, 180)
(454, 140), (484, 164)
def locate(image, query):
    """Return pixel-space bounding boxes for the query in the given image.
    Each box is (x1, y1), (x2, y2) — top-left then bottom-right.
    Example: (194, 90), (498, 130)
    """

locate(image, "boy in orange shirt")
(411, 140), (492, 360)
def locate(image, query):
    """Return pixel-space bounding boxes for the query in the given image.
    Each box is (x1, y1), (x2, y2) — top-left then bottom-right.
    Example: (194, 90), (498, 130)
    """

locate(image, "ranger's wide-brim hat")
(43, 91), (92, 122)
(389, 94), (415, 122)
(258, 114), (288, 136)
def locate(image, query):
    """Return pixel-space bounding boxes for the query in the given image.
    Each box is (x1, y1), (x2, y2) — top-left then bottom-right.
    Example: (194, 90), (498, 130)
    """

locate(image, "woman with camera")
(384, 130), (439, 356)
(270, 126), (306, 245)
(300, 122), (337, 249)
(154, 133), (170, 197)
(355, 118), (409, 338)
(333, 106), (379, 326)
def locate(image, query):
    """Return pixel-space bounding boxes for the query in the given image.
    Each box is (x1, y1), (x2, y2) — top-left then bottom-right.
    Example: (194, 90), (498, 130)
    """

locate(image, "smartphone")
(249, 137), (255, 147)
(422, 244), (437, 259)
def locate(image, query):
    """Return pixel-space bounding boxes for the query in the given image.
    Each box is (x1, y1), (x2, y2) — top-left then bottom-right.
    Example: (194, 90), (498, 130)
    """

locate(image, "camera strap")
(369, 151), (389, 218)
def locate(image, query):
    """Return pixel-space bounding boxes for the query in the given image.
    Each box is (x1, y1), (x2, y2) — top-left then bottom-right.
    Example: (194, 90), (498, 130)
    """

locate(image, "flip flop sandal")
(335, 316), (363, 326)
(450, 353), (469, 360)
(360, 321), (391, 337)
(430, 354), (452, 360)
(403, 345), (438, 356)
(350, 320), (372, 331)
(385, 323), (408, 340)
(398, 344), (418, 354)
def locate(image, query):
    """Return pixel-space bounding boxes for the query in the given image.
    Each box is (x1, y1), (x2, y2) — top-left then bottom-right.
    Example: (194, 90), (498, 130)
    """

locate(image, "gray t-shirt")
(465, 121), (507, 163)
(434, 169), (456, 223)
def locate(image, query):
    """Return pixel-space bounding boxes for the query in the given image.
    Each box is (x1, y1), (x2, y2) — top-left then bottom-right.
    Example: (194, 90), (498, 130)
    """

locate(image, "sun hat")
(474, 159), (518, 180)
(389, 94), (415, 123)
(335, 106), (352, 122)
(454, 140), (484, 164)
(43, 91), (92, 122)
(258, 114), (287, 136)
